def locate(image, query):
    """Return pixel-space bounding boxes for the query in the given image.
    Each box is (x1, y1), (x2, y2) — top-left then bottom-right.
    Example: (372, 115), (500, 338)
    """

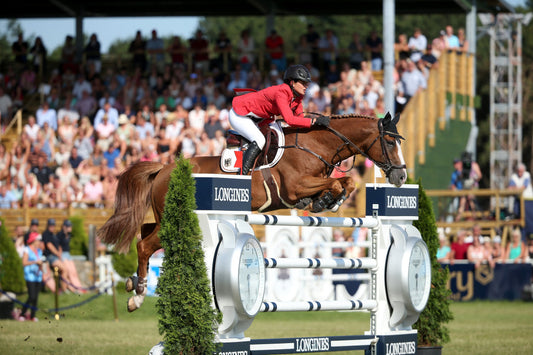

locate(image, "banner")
(444, 262), (532, 301)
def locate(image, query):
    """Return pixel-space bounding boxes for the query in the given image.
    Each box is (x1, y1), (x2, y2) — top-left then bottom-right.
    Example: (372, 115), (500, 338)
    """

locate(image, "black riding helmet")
(283, 64), (311, 84)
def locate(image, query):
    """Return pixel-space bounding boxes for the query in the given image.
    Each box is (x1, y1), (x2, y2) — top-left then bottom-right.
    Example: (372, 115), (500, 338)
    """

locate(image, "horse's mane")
(329, 113), (378, 121)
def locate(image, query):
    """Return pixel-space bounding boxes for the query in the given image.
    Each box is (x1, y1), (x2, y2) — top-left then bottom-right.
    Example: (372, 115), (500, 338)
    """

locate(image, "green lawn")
(1, 292), (532, 354)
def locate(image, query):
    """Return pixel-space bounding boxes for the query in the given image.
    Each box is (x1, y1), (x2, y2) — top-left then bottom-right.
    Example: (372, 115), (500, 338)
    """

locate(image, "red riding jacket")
(232, 83), (312, 128)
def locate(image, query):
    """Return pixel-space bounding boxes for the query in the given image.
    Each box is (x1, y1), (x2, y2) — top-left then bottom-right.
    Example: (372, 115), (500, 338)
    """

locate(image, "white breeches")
(229, 108), (266, 149)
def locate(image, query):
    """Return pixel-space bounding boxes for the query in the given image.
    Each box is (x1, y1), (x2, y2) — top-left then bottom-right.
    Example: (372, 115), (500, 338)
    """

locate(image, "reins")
(279, 114), (406, 177)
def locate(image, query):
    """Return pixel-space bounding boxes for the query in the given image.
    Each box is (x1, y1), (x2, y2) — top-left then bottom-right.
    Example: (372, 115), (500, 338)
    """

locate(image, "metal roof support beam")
(383, 0), (395, 116)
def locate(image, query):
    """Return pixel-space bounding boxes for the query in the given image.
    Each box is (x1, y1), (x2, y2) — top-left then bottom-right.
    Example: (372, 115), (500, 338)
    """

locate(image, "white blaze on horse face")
(396, 141), (407, 175)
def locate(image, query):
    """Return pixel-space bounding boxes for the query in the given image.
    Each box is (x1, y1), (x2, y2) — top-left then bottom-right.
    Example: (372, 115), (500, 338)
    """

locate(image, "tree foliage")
(111, 238), (138, 279)
(412, 179), (453, 346)
(156, 155), (221, 355)
(0, 218), (25, 293)
(69, 216), (88, 256)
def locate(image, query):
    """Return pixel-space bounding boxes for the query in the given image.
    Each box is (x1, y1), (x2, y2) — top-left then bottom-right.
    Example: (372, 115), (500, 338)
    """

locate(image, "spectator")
(467, 232), (492, 269)
(305, 24), (321, 69)
(212, 129), (226, 156)
(179, 128), (197, 159)
(213, 30), (233, 72)
(94, 101), (119, 129)
(450, 229), (470, 263)
(237, 29), (255, 72)
(444, 25), (460, 51)
(102, 171), (118, 208)
(509, 163), (533, 216)
(397, 59), (427, 107)
(196, 131), (214, 156)
(42, 218), (68, 293)
(504, 228), (527, 263)
(57, 220), (84, 293)
(265, 29), (286, 72)
(0, 184), (17, 209)
(155, 89), (176, 112)
(347, 32), (365, 70)
(394, 33), (410, 61)
(57, 117), (77, 147)
(83, 174), (104, 207)
(204, 109), (224, 139)
(12, 33), (29, 70)
(449, 152), (482, 219)
(29, 36), (47, 75)
(68, 146), (84, 169)
(18, 232), (43, 322)
(84, 33), (102, 73)
(22, 174), (41, 207)
(95, 114), (116, 151)
(365, 30), (383, 71)
(103, 141), (121, 169)
(332, 229), (346, 257)
(296, 34), (312, 66)
(129, 30), (147, 73)
(0, 86), (14, 129)
(53, 142), (71, 167)
(135, 113), (155, 140)
(457, 28), (469, 53)
(60, 35), (77, 75)
(408, 28), (428, 63)
(437, 230), (451, 262)
(167, 36), (186, 69)
(30, 155), (53, 187)
(146, 29), (166, 73)
(490, 235), (504, 263)
(74, 89), (98, 119)
(0, 142), (11, 182)
(56, 159), (76, 189)
(189, 29), (210, 74)
(23, 115), (40, 144)
(188, 102), (207, 138)
(319, 29), (339, 69)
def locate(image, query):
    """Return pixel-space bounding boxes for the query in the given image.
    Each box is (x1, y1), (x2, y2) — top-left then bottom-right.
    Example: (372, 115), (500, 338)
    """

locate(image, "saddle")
(220, 121), (285, 173)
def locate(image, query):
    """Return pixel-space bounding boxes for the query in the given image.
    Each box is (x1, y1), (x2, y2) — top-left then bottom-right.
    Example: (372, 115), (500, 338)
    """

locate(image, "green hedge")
(156, 156), (221, 354)
(0, 218), (25, 293)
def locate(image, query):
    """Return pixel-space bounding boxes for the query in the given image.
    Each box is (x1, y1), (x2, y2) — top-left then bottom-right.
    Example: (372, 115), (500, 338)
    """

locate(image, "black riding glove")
(314, 115), (330, 127)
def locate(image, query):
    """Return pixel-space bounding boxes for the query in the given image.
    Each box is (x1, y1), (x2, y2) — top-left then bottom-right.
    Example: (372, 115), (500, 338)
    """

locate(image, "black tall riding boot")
(241, 141), (262, 175)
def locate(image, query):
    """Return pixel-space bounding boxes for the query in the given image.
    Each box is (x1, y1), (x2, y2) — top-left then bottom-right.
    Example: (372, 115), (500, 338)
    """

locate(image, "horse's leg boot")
(241, 141), (261, 175)
(125, 276), (138, 293)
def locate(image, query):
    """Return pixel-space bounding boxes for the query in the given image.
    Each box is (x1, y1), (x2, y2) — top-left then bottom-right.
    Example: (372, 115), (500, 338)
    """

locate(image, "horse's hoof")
(125, 276), (138, 293)
(311, 200), (326, 213)
(127, 297), (138, 312)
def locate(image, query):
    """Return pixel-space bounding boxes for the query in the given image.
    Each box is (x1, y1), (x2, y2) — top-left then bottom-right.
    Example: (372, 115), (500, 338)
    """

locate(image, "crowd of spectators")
(0, 24), (468, 210)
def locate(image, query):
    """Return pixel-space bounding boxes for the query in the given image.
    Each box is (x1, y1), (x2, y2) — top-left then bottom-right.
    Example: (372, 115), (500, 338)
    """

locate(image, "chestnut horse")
(97, 112), (407, 311)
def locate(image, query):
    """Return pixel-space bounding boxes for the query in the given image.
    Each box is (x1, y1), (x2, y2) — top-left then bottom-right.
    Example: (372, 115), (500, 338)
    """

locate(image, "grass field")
(1, 292), (532, 354)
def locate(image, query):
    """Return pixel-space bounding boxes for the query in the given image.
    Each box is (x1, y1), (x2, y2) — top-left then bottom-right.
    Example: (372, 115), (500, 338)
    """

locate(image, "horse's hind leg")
(127, 223), (161, 312)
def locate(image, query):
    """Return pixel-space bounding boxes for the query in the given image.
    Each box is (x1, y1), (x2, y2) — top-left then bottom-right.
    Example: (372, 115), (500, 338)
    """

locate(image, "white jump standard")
(153, 177), (430, 355)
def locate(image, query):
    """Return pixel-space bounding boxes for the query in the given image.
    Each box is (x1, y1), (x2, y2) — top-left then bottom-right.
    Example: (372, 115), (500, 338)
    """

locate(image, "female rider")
(229, 64), (330, 175)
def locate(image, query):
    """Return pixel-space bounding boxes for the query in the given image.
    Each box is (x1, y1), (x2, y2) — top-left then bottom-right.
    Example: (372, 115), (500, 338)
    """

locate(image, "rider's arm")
(274, 90), (312, 128)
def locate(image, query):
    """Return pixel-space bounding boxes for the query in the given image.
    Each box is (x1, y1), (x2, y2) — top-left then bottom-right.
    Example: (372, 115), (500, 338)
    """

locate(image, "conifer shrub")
(156, 156), (221, 354)
(412, 179), (453, 346)
(0, 218), (25, 293)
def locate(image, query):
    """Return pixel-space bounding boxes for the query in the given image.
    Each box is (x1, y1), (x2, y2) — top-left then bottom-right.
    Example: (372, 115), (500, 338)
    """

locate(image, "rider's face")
(293, 80), (309, 96)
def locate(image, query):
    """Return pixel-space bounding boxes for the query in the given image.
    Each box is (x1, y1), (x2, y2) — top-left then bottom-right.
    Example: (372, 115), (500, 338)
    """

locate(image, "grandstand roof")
(1, 0), (514, 19)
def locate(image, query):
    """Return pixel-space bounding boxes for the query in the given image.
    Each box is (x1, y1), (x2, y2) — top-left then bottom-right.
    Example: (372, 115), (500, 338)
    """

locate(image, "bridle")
(280, 116), (406, 177)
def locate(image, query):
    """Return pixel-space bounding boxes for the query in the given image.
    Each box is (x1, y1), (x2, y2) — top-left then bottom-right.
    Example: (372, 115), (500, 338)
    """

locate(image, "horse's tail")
(97, 161), (165, 254)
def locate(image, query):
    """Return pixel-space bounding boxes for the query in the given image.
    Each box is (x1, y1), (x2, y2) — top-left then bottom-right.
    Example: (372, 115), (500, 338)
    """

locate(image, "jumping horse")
(97, 112), (407, 311)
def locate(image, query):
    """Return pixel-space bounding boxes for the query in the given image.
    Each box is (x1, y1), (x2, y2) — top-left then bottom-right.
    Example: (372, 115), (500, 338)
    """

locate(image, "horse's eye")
(386, 140), (396, 147)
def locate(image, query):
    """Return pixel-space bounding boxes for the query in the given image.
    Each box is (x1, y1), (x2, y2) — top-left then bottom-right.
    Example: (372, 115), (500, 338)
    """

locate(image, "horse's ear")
(392, 113), (400, 125)
(383, 112), (392, 123)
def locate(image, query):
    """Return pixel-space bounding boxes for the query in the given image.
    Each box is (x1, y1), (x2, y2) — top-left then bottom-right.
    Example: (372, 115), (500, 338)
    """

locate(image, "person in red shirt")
(450, 229), (471, 263)
(229, 64), (330, 174)
(265, 29), (286, 72)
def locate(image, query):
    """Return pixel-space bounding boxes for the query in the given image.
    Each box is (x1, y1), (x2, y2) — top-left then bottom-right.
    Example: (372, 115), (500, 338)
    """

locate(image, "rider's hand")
(313, 115), (330, 127)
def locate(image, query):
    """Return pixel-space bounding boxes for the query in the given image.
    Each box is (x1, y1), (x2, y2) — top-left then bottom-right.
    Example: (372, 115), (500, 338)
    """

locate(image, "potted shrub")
(412, 179), (453, 354)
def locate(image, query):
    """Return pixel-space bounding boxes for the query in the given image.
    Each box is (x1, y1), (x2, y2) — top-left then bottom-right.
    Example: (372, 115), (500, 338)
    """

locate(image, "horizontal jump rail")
(246, 214), (379, 228)
(261, 241), (372, 249)
(249, 335), (377, 354)
(264, 257), (377, 270)
(260, 299), (378, 312)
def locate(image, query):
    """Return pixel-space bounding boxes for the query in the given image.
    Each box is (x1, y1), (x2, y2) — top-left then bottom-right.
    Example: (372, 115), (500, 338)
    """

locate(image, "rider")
(229, 64), (330, 175)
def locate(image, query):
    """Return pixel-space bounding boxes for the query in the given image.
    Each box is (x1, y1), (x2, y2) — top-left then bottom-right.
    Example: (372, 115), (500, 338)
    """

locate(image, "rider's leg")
(228, 109), (266, 174)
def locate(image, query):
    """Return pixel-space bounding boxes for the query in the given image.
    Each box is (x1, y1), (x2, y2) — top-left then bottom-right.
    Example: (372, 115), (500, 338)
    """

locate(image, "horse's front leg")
(294, 176), (355, 213)
(127, 223), (161, 312)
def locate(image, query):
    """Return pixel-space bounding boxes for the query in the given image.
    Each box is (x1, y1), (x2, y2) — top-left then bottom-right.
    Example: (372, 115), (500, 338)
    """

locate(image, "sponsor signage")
(365, 184), (418, 219)
(194, 174), (251, 212)
(375, 332), (418, 355)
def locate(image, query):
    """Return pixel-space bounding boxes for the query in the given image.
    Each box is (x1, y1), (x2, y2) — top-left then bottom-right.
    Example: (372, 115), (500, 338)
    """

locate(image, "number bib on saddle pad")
(219, 122), (286, 173)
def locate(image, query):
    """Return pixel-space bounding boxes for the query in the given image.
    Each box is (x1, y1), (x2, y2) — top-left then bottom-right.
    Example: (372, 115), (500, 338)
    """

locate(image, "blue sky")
(0, 0), (526, 54)
(0, 17), (201, 53)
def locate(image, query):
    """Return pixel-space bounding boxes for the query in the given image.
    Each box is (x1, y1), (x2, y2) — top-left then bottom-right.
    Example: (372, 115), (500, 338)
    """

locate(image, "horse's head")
(366, 112), (407, 187)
